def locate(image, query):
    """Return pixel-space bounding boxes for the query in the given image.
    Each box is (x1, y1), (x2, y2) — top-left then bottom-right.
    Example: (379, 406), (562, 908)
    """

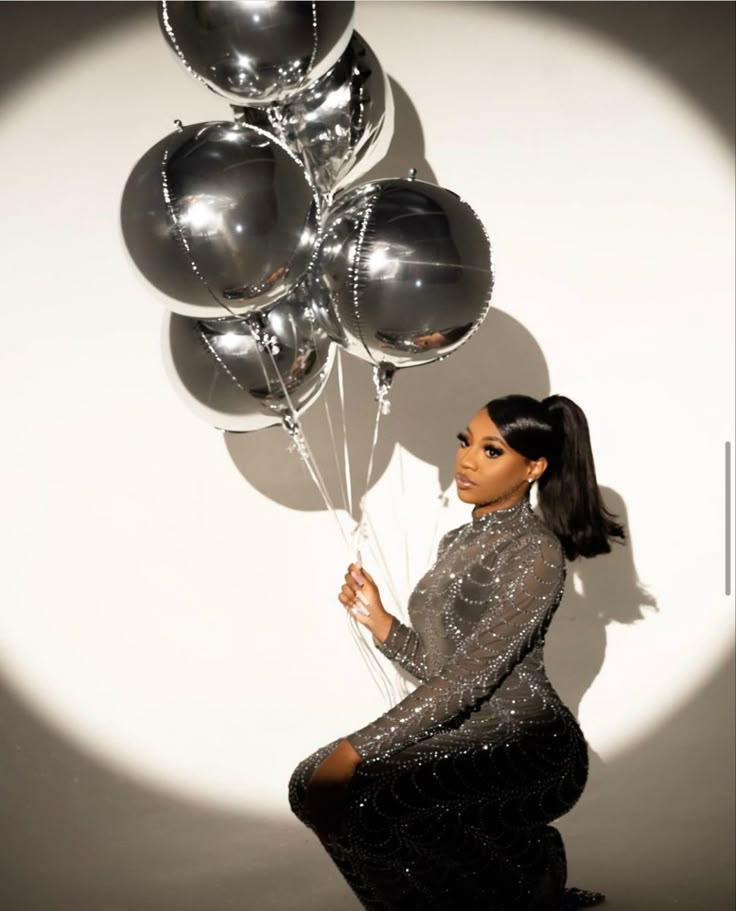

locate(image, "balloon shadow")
(348, 75), (438, 186)
(223, 72), (441, 514)
(223, 307), (551, 517)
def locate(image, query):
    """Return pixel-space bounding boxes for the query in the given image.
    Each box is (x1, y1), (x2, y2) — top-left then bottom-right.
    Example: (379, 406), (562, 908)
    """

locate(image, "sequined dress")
(289, 495), (604, 910)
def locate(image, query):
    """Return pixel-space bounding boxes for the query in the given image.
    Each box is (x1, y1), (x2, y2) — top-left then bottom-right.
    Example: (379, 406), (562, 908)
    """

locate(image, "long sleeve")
(345, 532), (565, 761)
(372, 527), (463, 682)
(373, 614), (431, 681)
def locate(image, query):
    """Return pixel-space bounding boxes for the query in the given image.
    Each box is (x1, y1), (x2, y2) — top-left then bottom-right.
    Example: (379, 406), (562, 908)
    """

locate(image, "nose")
(458, 452), (477, 472)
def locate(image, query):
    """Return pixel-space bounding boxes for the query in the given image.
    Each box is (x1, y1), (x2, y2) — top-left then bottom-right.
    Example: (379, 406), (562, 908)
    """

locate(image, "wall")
(0, 2), (733, 909)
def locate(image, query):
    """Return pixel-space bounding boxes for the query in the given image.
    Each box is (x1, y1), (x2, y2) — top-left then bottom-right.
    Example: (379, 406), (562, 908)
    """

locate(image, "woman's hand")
(305, 739), (361, 838)
(338, 560), (394, 644)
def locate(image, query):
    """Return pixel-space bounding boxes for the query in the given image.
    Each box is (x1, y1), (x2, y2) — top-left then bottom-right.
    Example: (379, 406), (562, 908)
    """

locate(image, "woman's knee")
(287, 757), (313, 821)
(287, 739), (344, 824)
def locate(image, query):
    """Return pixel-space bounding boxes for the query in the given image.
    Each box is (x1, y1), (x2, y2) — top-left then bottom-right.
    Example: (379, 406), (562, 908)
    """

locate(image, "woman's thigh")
(347, 724), (587, 840)
(288, 717), (588, 840)
(287, 730), (583, 911)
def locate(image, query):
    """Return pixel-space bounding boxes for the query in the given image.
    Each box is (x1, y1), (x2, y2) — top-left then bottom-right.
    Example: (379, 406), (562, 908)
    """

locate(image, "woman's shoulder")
(437, 524), (466, 554)
(500, 513), (565, 570)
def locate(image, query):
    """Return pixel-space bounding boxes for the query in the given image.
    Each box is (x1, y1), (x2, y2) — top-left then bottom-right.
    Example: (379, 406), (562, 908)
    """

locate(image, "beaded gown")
(289, 495), (604, 910)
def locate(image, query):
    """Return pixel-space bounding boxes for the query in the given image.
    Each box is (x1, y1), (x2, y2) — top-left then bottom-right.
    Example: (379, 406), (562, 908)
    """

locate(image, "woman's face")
(454, 408), (547, 513)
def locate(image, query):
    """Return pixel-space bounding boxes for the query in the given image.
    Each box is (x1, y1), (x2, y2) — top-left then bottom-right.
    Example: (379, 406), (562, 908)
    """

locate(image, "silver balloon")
(162, 282), (335, 432)
(311, 177), (494, 371)
(159, 0), (354, 107)
(121, 120), (319, 319)
(257, 31), (394, 201)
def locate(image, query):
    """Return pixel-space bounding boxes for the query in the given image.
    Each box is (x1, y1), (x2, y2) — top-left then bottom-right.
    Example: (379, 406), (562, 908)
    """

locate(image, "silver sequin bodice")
(345, 494), (577, 762)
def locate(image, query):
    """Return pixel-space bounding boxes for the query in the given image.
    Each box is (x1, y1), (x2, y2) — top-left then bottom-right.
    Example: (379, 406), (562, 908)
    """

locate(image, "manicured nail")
(355, 604), (370, 616)
(356, 550), (362, 567)
(356, 590), (370, 607)
(350, 570), (364, 586)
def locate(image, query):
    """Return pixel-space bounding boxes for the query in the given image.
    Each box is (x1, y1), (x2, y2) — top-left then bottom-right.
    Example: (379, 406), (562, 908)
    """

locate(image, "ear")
(530, 456), (548, 481)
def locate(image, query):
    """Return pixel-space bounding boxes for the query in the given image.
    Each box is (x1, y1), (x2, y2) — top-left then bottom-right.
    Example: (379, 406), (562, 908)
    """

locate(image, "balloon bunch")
(121, 0), (495, 700)
(120, 2), (494, 697)
(122, 0), (493, 420)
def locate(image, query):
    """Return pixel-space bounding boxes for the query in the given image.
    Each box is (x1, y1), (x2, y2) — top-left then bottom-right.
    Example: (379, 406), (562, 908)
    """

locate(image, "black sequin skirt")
(289, 708), (605, 911)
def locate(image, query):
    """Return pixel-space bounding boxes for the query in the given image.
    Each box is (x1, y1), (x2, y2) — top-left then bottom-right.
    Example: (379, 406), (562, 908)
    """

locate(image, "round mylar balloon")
(158, 0), (354, 107)
(311, 177), (494, 370)
(121, 120), (319, 318)
(162, 282), (335, 432)
(260, 30), (394, 201)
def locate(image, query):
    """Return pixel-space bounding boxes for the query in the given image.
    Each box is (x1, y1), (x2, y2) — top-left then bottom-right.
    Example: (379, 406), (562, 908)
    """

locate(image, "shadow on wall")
(545, 487), (658, 719)
(520, 0), (735, 148)
(358, 75), (438, 187)
(224, 307), (553, 514)
(0, 1), (152, 101)
(1, 648), (733, 911)
(1, 2), (731, 146)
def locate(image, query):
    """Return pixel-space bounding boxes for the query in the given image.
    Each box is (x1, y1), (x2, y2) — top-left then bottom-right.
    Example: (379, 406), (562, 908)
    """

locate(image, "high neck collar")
(471, 495), (533, 527)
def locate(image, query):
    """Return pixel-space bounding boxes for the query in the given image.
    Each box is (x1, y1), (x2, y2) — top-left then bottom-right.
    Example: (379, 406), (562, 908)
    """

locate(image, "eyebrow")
(464, 427), (506, 445)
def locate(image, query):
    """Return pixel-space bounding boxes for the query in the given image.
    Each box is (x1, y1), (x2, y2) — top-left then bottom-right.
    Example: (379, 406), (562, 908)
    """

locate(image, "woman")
(289, 394), (624, 910)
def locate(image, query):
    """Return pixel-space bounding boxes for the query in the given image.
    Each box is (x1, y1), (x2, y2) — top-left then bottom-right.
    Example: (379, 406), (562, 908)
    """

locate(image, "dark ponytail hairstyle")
(485, 394), (625, 561)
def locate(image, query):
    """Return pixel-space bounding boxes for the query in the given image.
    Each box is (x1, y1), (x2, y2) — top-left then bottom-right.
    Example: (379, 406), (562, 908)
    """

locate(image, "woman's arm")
(372, 615), (430, 681)
(370, 527), (463, 682)
(345, 532), (565, 761)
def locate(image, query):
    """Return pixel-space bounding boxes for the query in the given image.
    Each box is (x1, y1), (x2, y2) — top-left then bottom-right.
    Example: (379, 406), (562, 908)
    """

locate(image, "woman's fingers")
(344, 571), (360, 592)
(338, 563), (377, 620)
(349, 561), (372, 581)
(347, 563), (366, 585)
(341, 578), (371, 608)
(338, 587), (369, 617)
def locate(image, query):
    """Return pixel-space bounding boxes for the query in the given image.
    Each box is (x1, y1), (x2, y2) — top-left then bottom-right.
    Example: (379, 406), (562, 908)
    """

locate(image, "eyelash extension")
(455, 432), (503, 458)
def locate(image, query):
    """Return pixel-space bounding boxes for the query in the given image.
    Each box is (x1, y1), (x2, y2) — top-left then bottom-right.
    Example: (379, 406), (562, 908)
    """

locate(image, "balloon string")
(359, 504), (405, 621)
(355, 399), (405, 618)
(244, 307), (403, 706)
(357, 505), (411, 704)
(347, 608), (397, 709)
(257, 341), (403, 708)
(335, 360), (403, 705)
(159, 142), (400, 702)
(356, 394), (416, 702)
(321, 366), (351, 522)
(336, 349), (354, 519)
(330, 351), (403, 706)
(198, 313), (399, 701)
(398, 442), (411, 608)
(363, 397), (382, 500)
(305, 319), (352, 528)
(249, 330), (398, 706)
(248, 330), (350, 548)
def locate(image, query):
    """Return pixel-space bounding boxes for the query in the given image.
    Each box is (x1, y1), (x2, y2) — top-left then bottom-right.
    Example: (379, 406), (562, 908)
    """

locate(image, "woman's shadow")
(544, 487), (658, 721)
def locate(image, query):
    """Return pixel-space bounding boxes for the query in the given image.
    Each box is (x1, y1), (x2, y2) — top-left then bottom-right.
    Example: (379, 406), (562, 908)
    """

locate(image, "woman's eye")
(484, 446), (502, 458)
(455, 432), (468, 447)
